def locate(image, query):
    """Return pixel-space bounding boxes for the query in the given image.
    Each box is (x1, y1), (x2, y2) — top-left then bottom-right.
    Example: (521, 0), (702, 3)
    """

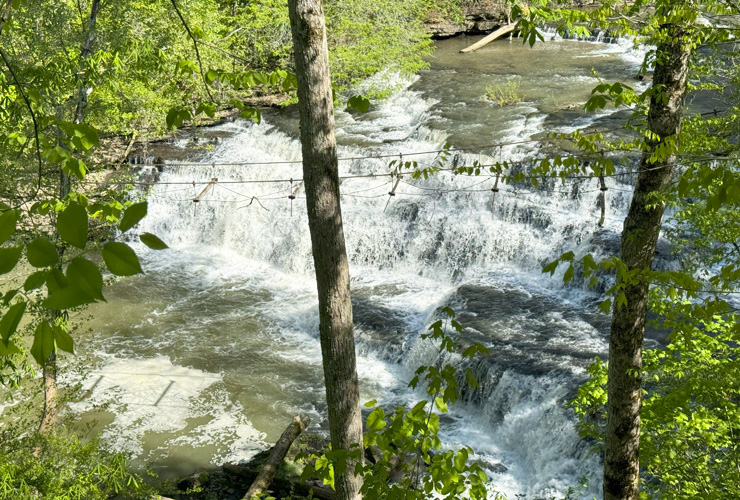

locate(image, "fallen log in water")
(460, 23), (516, 53)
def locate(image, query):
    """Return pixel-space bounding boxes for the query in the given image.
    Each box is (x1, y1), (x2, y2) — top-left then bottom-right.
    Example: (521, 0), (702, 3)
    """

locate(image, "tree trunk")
(39, 0), (102, 434)
(603, 24), (690, 500)
(242, 416), (310, 500)
(37, 350), (57, 433)
(0, 0), (13, 36)
(74, 0), (101, 125)
(287, 2), (364, 500)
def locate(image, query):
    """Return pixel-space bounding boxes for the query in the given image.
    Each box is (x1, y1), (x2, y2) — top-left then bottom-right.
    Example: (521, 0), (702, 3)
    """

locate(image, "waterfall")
(97, 37), (666, 498)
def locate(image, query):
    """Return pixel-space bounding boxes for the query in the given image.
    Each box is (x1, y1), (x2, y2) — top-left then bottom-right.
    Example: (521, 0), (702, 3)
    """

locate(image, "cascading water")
(73, 34), (656, 498)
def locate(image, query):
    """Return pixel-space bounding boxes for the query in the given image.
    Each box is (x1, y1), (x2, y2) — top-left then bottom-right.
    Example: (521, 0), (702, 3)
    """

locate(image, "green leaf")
(23, 271), (47, 291)
(57, 201), (88, 249)
(434, 396), (448, 413)
(139, 232), (168, 250)
(0, 209), (18, 244)
(454, 449), (468, 472)
(598, 298), (612, 314)
(30, 321), (55, 365)
(53, 324), (74, 354)
(205, 69), (218, 84)
(0, 246), (22, 274)
(462, 345), (477, 359)
(347, 95), (370, 113)
(62, 158), (87, 179)
(43, 287), (95, 310)
(582, 253), (597, 272)
(46, 268), (68, 293)
(26, 237), (59, 267)
(363, 399), (377, 408)
(366, 408), (386, 431)
(0, 301), (26, 343)
(616, 292), (628, 309)
(0, 340), (20, 356)
(66, 257), (105, 301)
(166, 107), (178, 129)
(2, 290), (17, 305)
(119, 202), (147, 232)
(563, 265), (575, 283)
(542, 260), (559, 275)
(102, 242), (143, 276)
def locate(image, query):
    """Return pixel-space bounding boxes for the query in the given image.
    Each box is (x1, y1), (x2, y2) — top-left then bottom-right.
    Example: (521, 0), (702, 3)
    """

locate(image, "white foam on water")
(170, 386), (269, 464)
(67, 355), (266, 463)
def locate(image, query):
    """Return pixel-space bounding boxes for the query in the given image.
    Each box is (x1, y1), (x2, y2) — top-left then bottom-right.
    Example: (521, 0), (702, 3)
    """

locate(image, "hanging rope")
(491, 174), (500, 213)
(491, 146), (502, 213)
(288, 179), (303, 216)
(384, 155), (403, 212)
(598, 171), (607, 227)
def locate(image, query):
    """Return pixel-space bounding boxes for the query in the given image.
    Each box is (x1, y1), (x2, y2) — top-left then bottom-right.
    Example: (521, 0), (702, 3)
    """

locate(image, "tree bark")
(287, 2), (364, 499)
(73, 0), (101, 125)
(603, 24), (690, 500)
(37, 350), (58, 433)
(242, 415), (310, 500)
(0, 0), (13, 37)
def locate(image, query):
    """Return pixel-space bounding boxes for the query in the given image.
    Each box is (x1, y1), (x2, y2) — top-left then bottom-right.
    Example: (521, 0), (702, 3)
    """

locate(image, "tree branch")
(168, 0), (214, 102)
(0, 47), (44, 202)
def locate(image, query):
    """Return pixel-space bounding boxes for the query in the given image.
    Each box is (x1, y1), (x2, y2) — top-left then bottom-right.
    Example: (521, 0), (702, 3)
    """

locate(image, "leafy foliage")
(484, 79), (522, 107)
(301, 307), (500, 500)
(0, 388), (153, 500)
(571, 306), (740, 500)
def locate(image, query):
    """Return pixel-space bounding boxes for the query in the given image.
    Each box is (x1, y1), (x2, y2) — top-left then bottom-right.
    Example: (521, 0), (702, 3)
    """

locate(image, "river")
(71, 33), (657, 499)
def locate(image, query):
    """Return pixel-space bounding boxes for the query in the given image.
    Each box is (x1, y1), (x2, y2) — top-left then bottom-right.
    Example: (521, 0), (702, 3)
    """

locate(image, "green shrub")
(485, 79), (522, 106)
(0, 426), (152, 500)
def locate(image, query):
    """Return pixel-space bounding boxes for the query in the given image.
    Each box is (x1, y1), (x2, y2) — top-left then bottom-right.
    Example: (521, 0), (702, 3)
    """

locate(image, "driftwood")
(460, 23), (517, 53)
(224, 464), (337, 500)
(242, 415), (310, 500)
(115, 131), (137, 170)
(193, 178), (218, 203)
(303, 480), (338, 500)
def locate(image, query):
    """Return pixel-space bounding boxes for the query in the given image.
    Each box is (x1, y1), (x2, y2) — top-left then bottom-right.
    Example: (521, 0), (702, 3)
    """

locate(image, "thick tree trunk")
(603, 24), (690, 500)
(242, 416), (310, 500)
(287, 2), (364, 500)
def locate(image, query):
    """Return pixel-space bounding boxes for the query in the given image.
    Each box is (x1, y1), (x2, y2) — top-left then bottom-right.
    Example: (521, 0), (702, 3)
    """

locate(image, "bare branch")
(168, 0), (214, 102)
(0, 47), (44, 201)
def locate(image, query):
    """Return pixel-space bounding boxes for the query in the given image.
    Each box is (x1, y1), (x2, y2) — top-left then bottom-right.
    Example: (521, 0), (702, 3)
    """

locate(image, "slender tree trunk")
(38, 349), (58, 433)
(287, 2), (364, 499)
(0, 0), (13, 37)
(39, 0), (101, 434)
(603, 24), (690, 500)
(74, 0), (101, 125)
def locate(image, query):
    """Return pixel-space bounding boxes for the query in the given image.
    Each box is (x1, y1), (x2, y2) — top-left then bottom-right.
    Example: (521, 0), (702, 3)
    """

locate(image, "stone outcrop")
(425, 0), (511, 38)
(425, 0), (600, 38)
